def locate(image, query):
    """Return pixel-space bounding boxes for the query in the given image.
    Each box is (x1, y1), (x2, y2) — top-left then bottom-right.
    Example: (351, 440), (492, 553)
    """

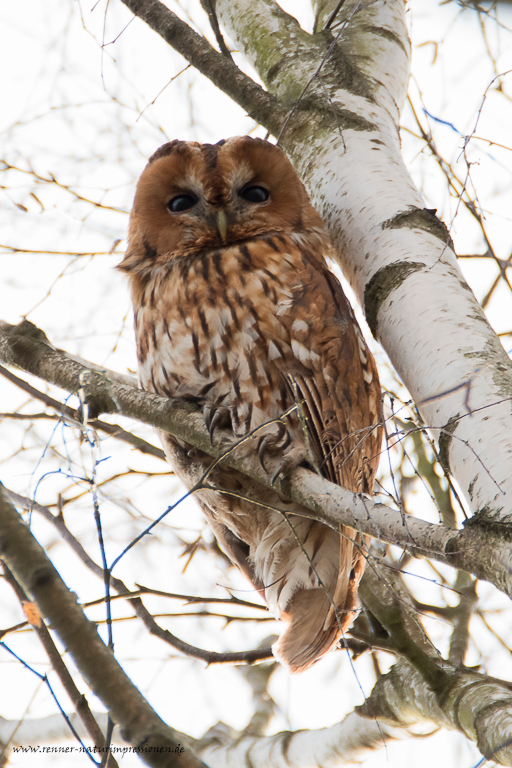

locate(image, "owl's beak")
(216, 209), (228, 242)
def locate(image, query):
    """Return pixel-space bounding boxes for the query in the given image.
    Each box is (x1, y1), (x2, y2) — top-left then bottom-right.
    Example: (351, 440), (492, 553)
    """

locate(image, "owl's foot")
(269, 449), (304, 485)
(268, 445), (315, 485)
(257, 422), (291, 478)
(204, 403), (231, 442)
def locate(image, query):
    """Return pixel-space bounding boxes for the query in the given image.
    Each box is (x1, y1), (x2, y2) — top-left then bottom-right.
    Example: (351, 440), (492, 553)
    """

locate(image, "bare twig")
(4, 487), (273, 666)
(0, 364), (165, 461)
(0, 485), (206, 767)
(1, 565), (118, 767)
(119, 0), (283, 135)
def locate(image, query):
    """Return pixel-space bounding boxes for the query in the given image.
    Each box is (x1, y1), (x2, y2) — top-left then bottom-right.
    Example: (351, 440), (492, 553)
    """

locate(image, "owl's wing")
(277, 253), (382, 494)
(262, 254), (383, 671)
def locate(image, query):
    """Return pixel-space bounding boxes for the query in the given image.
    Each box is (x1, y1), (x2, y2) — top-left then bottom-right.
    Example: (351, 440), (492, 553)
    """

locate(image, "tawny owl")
(119, 137), (382, 673)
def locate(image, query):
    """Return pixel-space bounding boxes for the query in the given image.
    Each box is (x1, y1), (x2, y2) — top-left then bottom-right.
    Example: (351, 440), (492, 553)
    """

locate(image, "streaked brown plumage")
(119, 136), (382, 672)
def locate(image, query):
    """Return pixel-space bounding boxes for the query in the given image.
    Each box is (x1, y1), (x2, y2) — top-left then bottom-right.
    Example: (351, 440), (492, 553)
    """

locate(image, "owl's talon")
(204, 405), (214, 437)
(204, 404), (231, 443)
(258, 436), (271, 474)
(270, 462), (285, 486)
(258, 423), (291, 476)
(280, 429), (292, 452)
(209, 408), (225, 441)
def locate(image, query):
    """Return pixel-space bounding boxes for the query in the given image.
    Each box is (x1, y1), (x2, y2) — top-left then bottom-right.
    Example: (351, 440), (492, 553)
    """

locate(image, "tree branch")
(447, 572), (478, 667)
(0, 484), (207, 768)
(2, 564), (118, 767)
(358, 658), (512, 767)
(1, 319), (512, 600)
(0, 364), (165, 461)
(0, 321), (512, 596)
(3, 487), (272, 667)
(119, 0), (285, 135)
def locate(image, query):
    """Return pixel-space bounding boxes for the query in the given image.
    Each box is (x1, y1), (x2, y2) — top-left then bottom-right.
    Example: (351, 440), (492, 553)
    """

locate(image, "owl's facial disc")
(123, 136), (325, 267)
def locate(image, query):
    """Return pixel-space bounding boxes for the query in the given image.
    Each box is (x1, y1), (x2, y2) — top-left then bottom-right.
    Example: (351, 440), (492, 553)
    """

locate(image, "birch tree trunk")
(214, 0), (512, 522)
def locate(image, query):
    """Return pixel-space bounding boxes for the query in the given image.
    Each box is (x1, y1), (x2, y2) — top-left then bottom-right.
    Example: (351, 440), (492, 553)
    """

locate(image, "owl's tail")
(264, 522), (365, 673)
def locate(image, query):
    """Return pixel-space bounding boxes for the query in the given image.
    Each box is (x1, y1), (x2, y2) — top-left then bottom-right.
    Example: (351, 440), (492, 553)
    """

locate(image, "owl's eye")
(239, 185), (269, 204)
(168, 194), (197, 213)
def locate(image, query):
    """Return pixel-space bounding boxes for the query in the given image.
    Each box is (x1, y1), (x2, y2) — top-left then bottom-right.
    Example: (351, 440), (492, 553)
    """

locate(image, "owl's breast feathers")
(134, 233), (380, 466)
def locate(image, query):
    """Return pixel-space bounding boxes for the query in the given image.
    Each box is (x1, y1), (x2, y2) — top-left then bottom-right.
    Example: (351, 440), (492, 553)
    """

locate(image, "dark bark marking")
(382, 207), (455, 250)
(364, 260), (425, 338)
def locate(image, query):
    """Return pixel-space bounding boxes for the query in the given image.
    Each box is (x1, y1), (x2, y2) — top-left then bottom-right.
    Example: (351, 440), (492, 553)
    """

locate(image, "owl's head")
(119, 136), (324, 276)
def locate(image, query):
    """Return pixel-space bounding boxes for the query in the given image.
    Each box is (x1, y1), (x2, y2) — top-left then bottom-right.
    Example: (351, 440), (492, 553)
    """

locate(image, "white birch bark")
(0, 712), (436, 767)
(217, 0), (512, 523)
(199, 713), (430, 768)
(199, 657), (512, 767)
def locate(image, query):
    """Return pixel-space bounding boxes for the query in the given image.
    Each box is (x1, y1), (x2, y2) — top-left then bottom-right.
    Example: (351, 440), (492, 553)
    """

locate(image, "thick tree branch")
(119, 0), (285, 135)
(358, 658), (512, 767)
(0, 485), (207, 768)
(2, 564), (118, 767)
(198, 654), (512, 767)
(447, 572), (478, 667)
(357, 566), (512, 765)
(198, 708), (423, 768)
(1, 320), (512, 601)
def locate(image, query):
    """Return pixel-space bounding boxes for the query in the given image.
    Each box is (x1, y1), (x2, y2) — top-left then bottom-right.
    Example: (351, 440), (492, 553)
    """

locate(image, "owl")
(119, 137), (382, 673)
